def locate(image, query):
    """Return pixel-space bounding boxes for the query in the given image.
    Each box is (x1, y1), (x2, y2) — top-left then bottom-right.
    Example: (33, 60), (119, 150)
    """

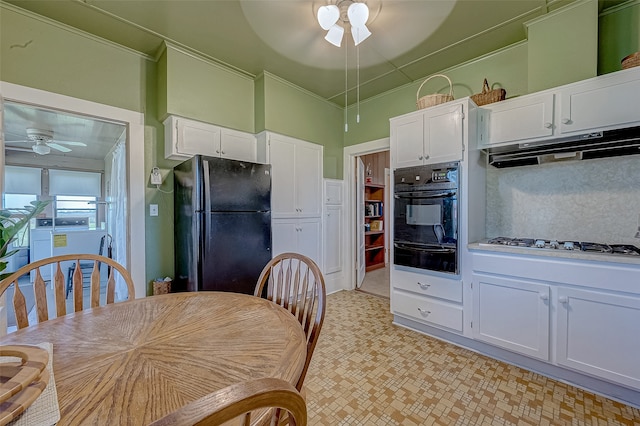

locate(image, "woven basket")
(470, 78), (506, 106)
(621, 52), (640, 70)
(416, 74), (454, 110)
(153, 279), (171, 295)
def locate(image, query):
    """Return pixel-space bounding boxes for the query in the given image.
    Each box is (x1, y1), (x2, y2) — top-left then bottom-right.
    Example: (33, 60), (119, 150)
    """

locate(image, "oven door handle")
(394, 191), (456, 199)
(394, 242), (455, 253)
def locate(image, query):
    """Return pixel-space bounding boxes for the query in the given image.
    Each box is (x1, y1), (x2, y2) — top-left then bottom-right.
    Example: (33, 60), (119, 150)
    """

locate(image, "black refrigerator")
(174, 155), (272, 294)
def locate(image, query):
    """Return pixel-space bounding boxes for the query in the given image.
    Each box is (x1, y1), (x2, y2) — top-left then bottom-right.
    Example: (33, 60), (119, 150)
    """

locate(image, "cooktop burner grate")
(484, 237), (640, 256)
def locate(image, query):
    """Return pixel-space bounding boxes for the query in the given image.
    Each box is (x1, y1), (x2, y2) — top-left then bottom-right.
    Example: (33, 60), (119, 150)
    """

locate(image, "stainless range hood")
(487, 126), (640, 168)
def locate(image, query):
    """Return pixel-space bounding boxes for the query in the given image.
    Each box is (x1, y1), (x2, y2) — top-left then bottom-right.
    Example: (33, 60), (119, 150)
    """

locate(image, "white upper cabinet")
(479, 93), (555, 147)
(391, 102), (463, 169)
(477, 67), (640, 148)
(164, 116), (257, 162)
(558, 68), (640, 136)
(266, 133), (323, 218)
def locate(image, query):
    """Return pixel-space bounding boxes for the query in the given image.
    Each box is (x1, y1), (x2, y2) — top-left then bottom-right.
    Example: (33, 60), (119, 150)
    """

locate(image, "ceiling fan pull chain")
(344, 40), (348, 133)
(356, 38), (360, 124)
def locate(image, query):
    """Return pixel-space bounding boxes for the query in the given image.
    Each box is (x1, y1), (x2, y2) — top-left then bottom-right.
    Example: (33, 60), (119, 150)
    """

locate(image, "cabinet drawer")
(392, 268), (462, 302)
(392, 290), (463, 332)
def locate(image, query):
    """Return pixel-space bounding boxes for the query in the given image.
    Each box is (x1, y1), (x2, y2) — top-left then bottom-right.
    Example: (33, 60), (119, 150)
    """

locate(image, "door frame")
(0, 81), (146, 299)
(342, 137), (390, 290)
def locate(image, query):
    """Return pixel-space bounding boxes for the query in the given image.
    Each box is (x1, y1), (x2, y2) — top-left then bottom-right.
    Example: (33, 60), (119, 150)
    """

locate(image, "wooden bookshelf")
(364, 183), (385, 271)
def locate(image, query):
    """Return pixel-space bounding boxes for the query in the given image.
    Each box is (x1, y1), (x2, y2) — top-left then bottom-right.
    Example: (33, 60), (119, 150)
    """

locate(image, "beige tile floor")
(358, 265), (390, 299)
(304, 290), (640, 425)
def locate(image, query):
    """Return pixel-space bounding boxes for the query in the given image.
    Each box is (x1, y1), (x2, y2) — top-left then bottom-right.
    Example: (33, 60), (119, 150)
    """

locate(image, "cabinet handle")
(417, 307), (431, 316)
(539, 293), (549, 301)
(559, 296), (568, 304)
(418, 156), (423, 160)
(544, 122), (552, 129)
(417, 282), (431, 290)
(216, 149), (220, 154)
(562, 118), (571, 124)
(221, 151), (225, 155)
(424, 154), (430, 160)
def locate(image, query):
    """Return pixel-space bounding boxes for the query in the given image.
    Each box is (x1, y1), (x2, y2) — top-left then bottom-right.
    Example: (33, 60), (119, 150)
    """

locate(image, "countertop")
(468, 241), (640, 266)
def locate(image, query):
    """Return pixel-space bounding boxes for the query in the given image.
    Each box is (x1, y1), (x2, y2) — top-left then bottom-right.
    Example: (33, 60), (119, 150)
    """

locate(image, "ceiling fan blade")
(54, 140), (87, 146)
(4, 140), (33, 144)
(47, 143), (72, 153)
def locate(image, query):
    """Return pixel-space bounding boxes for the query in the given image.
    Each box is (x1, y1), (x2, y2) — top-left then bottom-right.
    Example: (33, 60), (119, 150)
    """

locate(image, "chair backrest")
(149, 377), (306, 426)
(254, 253), (326, 391)
(0, 253), (135, 331)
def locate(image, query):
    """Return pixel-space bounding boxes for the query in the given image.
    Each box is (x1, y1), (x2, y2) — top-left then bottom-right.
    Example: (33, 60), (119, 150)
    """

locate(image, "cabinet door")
(483, 93), (555, 146)
(220, 128), (257, 162)
(425, 103), (463, 164)
(556, 287), (640, 389)
(295, 143), (322, 217)
(324, 179), (343, 205)
(271, 219), (298, 257)
(298, 218), (322, 267)
(559, 69), (640, 135)
(176, 118), (221, 157)
(324, 205), (342, 274)
(269, 136), (297, 217)
(472, 274), (550, 360)
(391, 113), (425, 169)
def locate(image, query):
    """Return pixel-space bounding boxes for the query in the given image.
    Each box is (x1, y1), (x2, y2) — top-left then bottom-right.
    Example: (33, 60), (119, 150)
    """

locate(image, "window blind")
(4, 165), (42, 195)
(49, 169), (102, 196)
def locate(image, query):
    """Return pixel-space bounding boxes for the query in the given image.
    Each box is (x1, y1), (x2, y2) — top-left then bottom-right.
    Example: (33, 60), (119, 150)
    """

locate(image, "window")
(1, 193), (38, 248)
(55, 195), (98, 228)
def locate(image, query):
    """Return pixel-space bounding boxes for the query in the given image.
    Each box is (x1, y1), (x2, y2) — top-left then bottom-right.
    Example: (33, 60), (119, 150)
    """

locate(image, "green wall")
(599, 1), (640, 74)
(526, 0), (598, 92)
(0, 6), (146, 112)
(161, 44), (255, 133)
(262, 73), (344, 178)
(343, 42), (529, 146)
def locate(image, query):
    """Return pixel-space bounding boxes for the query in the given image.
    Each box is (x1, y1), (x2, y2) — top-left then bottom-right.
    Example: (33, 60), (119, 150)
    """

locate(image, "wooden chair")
(0, 253), (135, 331)
(254, 253), (326, 392)
(149, 377), (307, 426)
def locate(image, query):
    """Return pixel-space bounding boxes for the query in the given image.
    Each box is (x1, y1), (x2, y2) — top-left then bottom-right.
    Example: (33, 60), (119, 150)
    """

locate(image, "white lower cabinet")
(556, 287), (640, 389)
(323, 205), (342, 274)
(393, 290), (463, 332)
(391, 267), (463, 333)
(272, 218), (321, 267)
(472, 274), (550, 360)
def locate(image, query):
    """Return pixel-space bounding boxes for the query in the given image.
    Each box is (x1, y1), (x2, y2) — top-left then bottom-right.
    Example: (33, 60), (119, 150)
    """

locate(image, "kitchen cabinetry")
(472, 274), (550, 360)
(478, 93), (555, 147)
(477, 67), (640, 148)
(470, 249), (640, 396)
(267, 133), (322, 218)
(364, 183), (385, 271)
(323, 179), (343, 275)
(557, 68), (640, 136)
(390, 102), (463, 169)
(164, 115), (257, 162)
(272, 218), (321, 266)
(556, 287), (640, 389)
(392, 268), (463, 332)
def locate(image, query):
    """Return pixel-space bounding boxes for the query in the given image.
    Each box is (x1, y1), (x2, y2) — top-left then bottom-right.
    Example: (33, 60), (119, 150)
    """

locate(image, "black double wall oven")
(393, 162), (459, 274)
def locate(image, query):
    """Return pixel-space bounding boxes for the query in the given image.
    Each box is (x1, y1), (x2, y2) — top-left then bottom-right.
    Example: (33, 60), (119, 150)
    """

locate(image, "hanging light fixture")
(317, 1), (371, 131)
(317, 1), (371, 47)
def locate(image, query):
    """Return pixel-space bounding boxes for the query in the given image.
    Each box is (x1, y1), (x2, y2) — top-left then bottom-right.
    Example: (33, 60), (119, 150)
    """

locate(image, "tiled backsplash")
(486, 156), (640, 245)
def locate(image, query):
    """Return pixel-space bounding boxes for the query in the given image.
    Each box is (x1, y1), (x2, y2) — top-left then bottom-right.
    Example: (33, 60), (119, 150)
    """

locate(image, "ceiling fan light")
(317, 5), (340, 31)
(32, 143), (51, 155)
(325, 24), (344, 47)
(351, 24), (371, 46)
(347, 2), (369, 27)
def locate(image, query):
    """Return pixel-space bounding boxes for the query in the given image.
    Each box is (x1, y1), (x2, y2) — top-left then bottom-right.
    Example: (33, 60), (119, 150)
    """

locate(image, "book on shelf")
(366, 201), (383, 217)
(370, 220), (383, 231)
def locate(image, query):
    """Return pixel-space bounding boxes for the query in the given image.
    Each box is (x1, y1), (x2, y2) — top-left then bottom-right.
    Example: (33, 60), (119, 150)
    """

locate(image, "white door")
(356, 158), (365, 288)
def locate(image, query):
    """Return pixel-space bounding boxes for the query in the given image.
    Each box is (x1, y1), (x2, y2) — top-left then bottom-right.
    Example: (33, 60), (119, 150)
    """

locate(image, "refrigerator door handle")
(203, 159), (212, 213)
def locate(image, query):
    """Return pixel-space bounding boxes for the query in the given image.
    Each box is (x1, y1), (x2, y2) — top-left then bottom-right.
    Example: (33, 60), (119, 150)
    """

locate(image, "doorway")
(343, 138), (391, 297)
(0, 82), (146, 300)
(357, 151), (390, 298)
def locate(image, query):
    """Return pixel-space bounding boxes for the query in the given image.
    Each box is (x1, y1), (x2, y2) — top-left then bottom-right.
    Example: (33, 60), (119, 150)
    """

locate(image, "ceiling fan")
(5, 128), (87, 155)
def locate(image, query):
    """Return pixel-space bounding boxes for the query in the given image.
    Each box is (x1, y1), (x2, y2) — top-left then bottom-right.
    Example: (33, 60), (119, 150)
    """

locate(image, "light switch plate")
(150, 204), (158, 216)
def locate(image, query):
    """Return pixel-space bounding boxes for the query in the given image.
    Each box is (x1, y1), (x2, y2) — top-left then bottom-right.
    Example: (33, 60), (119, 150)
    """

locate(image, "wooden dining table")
(0, 292), (307, 425)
